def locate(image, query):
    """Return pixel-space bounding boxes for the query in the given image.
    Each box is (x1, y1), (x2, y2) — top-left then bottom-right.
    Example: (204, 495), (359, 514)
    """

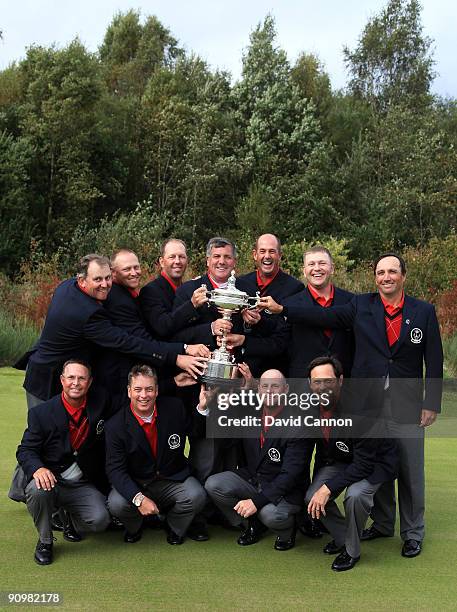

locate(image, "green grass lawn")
(1, 367), (456, 611)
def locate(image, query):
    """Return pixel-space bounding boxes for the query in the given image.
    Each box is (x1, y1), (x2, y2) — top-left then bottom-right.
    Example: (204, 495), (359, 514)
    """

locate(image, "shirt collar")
(380, 291), (405, 315)
(61, 392), (87, 418)
(307, 283), (335, 307)
(161, 270), (178, 293)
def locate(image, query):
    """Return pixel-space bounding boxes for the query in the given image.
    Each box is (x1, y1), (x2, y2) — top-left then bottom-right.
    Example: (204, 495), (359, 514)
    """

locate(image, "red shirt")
(380, 292), (404, 347)
(260, 405), (284, 448)
(319, 405), (333, 443)
(307, 284), (335, 337)
(61, 392), (89, 451)
(256, 269), (280, 296)
(131, 403), (158, 457)
(161, 271), (178, 293)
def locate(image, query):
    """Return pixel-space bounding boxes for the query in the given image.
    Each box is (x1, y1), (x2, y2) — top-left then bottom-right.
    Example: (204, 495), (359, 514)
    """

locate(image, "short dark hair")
(160, 238), (187, 257)
(206, 237), (237, 258)
(303, 246), (333, 265)
(77, 254), (111, 279)
(307, 355), (343, 378)
(61, 359), (92, 378)
(127, 365), (158, 387)
(373, 252), (406, 275)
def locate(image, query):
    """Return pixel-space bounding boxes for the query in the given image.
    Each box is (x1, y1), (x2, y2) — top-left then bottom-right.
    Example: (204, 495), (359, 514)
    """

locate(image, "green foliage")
(443, 334), (457, 376)
(344, 0), (434, 111)
(57, 201), (178, 274)
(0, 309), (39, 366)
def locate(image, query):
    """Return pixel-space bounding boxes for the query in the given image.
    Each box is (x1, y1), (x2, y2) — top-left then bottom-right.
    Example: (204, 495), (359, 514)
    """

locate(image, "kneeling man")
(305, 356), (398, 571)
(205, 369), (310, 551)
(105, 365), (207, 544)
(16, 360), (111, 565)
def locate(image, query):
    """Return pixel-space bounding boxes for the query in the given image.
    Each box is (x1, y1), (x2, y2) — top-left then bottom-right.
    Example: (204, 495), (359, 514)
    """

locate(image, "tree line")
(0, 0), (456, 278)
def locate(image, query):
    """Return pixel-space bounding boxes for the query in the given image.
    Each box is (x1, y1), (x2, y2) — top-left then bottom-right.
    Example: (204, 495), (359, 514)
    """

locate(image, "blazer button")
(156, 471), (160, 476)
(389, 358), (394, 363)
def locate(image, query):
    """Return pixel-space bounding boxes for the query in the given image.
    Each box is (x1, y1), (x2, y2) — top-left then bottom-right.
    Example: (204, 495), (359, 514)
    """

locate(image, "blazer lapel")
(126, 409), (154, 460)
(370, 295), (390, 355)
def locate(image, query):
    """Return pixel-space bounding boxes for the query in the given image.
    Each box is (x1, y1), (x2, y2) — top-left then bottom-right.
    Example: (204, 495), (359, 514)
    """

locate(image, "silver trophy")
(201, 271), (260, 387)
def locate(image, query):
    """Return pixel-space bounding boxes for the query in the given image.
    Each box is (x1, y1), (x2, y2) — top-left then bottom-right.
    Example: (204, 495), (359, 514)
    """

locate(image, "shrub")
(0, 309), (39, 366)
(443, 334), (457, 377)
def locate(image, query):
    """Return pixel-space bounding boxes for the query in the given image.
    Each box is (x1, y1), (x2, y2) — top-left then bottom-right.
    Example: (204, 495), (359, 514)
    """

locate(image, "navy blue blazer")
(22, 279), (183, 401)
(311, 417), (398, 493)
(286, 286), (355, 378)
(16, 386), (112, 492)
(99, 283), (183, 397)
(139, 274), (197, 340)
(284, 292), (443, 420)
(235, 270), (302, 376)
(105, 397), (197, 502)
(236, 416), (313, 509)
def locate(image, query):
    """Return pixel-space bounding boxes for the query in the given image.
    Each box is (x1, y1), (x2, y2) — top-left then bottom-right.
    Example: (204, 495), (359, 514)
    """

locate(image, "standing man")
(17, 360), (111, 565)
(287, 246), (354, 378)
(140, 238), (208, 340)
(205, 369), (311, 551)
(101, 248), (209, 402)
(260, 252), (443, 558)
(304, 356), (397, 571)
(105, 365), (207, 545)
(21, 253), (206, 408)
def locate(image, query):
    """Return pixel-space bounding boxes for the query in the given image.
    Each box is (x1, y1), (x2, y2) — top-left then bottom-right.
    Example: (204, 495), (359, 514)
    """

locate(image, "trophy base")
(200, 358), (242, 389)
(201, 374), (243, 389)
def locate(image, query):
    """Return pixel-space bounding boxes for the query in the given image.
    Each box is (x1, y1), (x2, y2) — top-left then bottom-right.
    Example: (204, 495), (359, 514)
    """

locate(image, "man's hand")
(420, 409), (437, 427)
(197, 384), (218, 412)
(174, 372), (198, 388)
(217, 333), (245, 350)
(307, 484), (331, 519)
(211, 318), (233, 336)
(176, 355), (208, 378)
(138, 496), (160, 516)
(234, 499), (257, 519)
(191, 286), (208, 308)
(242, 309), (261, 326)
(238, 362), (254, 388)
(258, 296), (283, 314)
(33, 467), (57, 491)
(186, 343), (211, 358)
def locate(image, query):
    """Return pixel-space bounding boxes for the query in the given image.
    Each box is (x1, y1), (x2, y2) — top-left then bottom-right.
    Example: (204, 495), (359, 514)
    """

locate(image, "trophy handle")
(246, 293), (261, 310)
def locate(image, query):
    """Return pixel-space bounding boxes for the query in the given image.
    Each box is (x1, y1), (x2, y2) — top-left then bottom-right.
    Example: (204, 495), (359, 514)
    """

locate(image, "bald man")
(234, 234), (301, 375)
(204, 369), (311, 551)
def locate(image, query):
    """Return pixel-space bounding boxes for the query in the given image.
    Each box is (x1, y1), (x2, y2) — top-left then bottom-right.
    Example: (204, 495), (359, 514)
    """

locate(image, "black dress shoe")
(323, 540), (345, 555)
(186, 520), (209, 542)
(237, 518), (268, 546)
(63, 512), (82, 543)
(360, 525), (392, 541)
(401, 539), (422, 558)
(124, 528), (142, 544)
(34, 540), (53, 565)
(51, 511), (64, 532)
(274, 535), (295, 551)
(166, 529), (184, 545)
(297, 516), (323, 539)
(332, 550), (360, 572)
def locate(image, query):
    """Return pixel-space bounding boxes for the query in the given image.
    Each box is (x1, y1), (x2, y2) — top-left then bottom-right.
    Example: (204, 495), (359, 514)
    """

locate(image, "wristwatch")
(133, 493), (145, 507)
(183, 344), (188, 354)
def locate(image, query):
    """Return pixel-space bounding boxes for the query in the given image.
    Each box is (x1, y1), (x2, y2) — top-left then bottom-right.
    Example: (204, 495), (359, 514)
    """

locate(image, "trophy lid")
(211, 271), (248, 299)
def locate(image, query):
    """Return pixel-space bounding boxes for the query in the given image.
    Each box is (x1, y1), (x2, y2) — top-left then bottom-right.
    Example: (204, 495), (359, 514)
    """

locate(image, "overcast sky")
(1, 0), (455, 97)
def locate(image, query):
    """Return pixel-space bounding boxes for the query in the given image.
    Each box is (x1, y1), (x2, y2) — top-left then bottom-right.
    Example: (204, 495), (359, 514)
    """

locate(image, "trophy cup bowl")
(201, 271), (259, 388)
